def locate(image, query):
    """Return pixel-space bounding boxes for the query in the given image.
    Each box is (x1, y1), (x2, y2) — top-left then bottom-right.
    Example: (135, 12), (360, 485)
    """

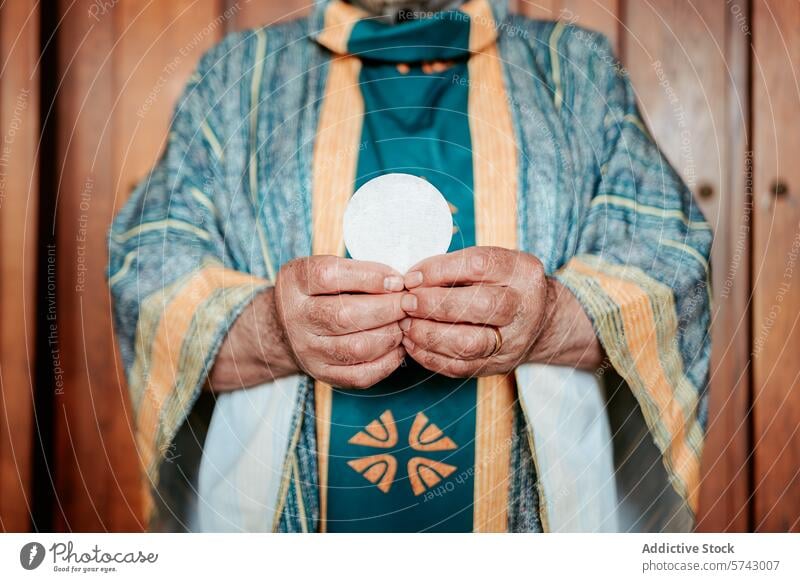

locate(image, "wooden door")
(752, 0), (800, 532)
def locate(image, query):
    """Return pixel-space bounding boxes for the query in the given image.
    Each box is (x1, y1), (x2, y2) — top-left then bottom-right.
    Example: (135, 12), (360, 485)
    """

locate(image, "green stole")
(312, 0), (519, 532)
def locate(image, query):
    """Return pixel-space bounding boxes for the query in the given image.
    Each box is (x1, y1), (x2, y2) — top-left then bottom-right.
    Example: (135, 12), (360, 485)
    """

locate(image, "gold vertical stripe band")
(312, 56), (363, 258)
(311, 54), (365, 531)
(316, 1), (367, 55)
(459, 0), (499, 53)
(474, 375), (516, 531)
(314, 382), (333, 531)
(468, 42), (518, 532)
(469, 45), (518, 252)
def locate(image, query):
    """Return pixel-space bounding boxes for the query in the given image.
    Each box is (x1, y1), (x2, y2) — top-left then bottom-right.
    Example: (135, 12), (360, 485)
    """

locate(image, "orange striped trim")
(460, 0), (499, 53)
(311, 53), (365, 532)
(468, 44), (518, 253)
(314, 382), (333, 532)
(468, 41), (518, 532)
(312, 56), (363, 259)
(473, 375), (515, 531)
(316, 0), (368, 55)
(567, 257), (701, 511)
(136, 264), (266, 518)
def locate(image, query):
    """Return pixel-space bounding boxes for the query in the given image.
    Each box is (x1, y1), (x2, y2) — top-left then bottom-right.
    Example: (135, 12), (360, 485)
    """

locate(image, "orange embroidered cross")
(347, 410), (458, 496)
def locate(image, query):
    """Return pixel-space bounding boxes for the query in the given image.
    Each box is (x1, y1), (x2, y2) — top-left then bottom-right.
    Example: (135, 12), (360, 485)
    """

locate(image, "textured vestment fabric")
(108, 0), (712, 532)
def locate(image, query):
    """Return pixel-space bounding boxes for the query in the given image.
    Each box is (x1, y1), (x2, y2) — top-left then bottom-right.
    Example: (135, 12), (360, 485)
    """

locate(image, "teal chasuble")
(325, 11), (481, 533)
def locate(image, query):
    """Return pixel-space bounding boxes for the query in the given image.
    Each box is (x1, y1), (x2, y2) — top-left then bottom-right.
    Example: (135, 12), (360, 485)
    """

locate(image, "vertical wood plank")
(752, 0), (800, 532)
(55, 0), (128, 532)
(54, 0), (222, 531)
(0, 0), (40, 532)
(697, 0), (753, 533)
(621, 0), (751, 532)
(696, 0), (754, 533)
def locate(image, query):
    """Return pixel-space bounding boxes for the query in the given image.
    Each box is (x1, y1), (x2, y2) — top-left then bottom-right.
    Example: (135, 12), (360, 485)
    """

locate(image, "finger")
(405, 247), (521, 288)
(401, 318), (497, 360)
(306, 293), (405, 335)
(402, 337), (484, 379)
(401, 285), (518, 326)
(318, 323), (403, 365)
(301, 256), (404, 295)
(324, 346), (406, 389)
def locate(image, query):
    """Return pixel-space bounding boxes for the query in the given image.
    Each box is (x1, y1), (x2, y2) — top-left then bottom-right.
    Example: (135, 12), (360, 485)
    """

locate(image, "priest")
(108, 0), (712, 532)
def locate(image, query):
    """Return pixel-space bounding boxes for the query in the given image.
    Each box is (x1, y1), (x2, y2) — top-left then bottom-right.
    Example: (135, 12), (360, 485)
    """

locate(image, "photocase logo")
(20, 542), (46, 570)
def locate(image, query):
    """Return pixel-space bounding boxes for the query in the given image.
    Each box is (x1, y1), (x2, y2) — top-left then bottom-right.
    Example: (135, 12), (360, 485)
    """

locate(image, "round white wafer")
(343, 173), (453, 274)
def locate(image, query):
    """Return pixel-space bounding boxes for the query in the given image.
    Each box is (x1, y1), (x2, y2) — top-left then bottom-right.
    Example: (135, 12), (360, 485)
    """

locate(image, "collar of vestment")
(311, 0), (508, 62)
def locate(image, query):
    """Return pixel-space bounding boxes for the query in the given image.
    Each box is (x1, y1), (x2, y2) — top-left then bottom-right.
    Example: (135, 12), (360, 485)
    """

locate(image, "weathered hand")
(399, 247), (552, 378)
(274, 255), (407, 389)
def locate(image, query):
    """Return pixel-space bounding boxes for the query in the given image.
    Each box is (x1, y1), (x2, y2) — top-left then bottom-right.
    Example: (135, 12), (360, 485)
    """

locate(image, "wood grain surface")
(0, 0), (40, 533)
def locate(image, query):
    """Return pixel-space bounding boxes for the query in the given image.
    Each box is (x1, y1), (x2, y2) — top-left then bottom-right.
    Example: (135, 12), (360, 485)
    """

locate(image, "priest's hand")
(273, 255), (407, 389)
(209, 256), (406, 391)
(399, 247), (603, 377)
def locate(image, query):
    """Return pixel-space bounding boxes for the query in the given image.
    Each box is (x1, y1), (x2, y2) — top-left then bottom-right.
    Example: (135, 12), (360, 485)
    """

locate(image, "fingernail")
(405, 271), (423, 288)
(399, 318), (411, 331)
(401, 293), (418, 312)
(384, 275), (404, 292)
